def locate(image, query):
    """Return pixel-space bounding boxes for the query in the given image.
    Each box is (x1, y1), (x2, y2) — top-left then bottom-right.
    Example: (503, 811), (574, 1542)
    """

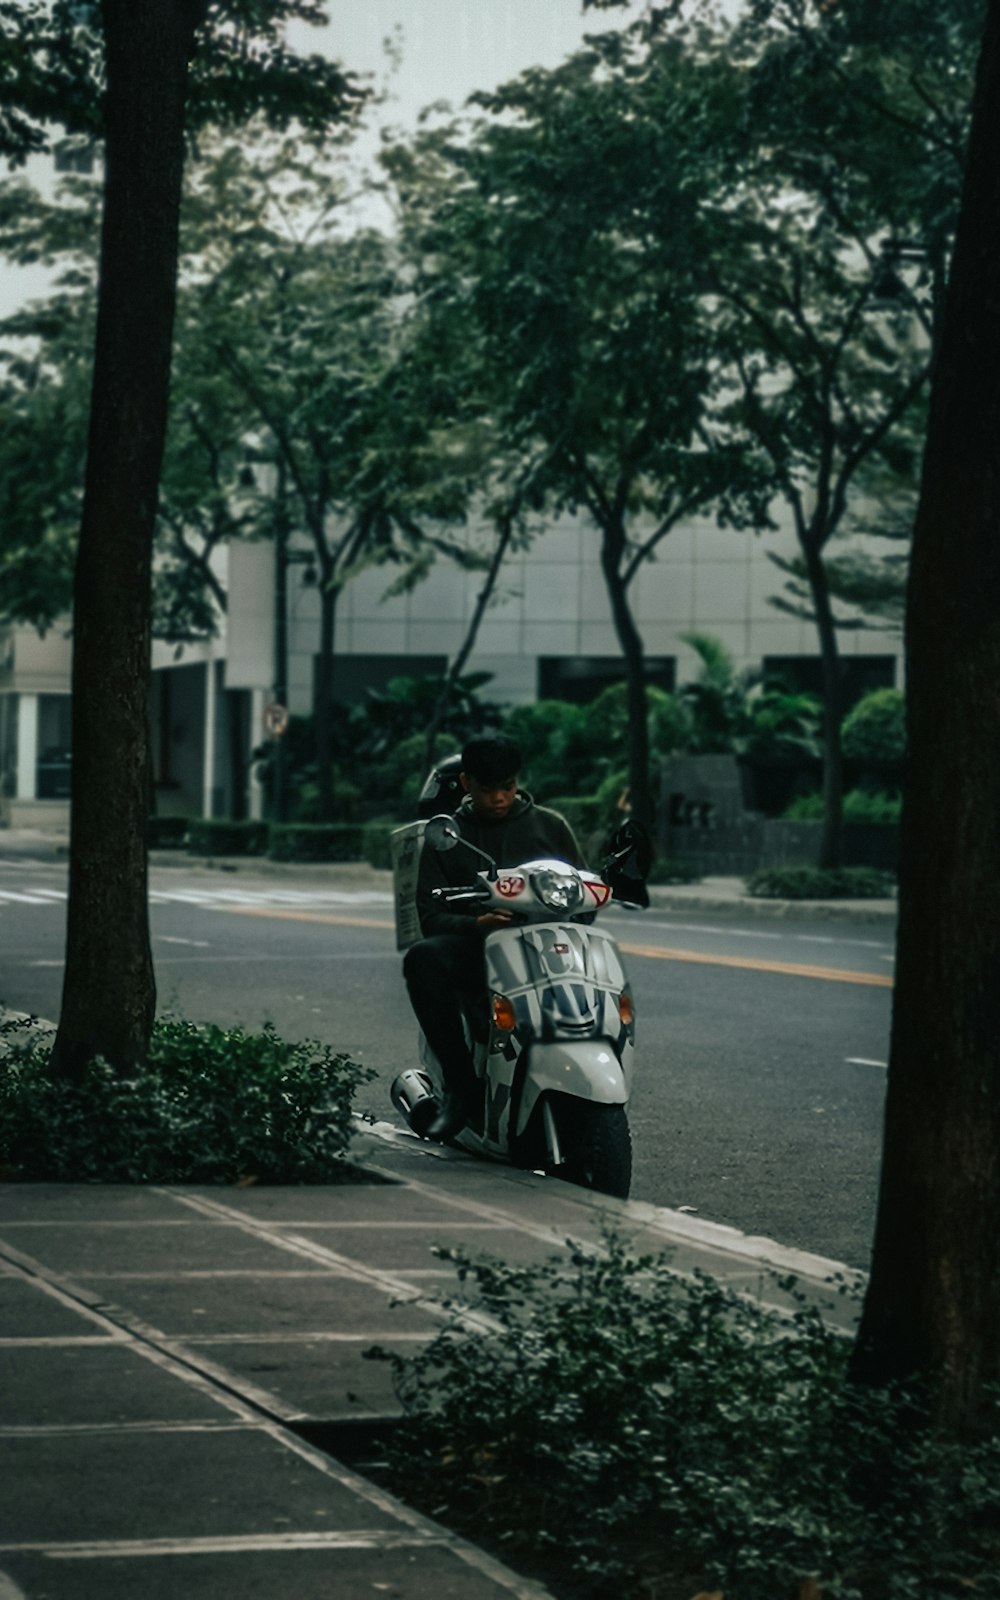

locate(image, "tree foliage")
(385, 22), (768, 828)
(0, 0), (366, 1080)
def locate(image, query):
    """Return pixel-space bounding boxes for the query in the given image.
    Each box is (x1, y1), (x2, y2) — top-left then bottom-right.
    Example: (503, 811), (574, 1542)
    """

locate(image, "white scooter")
(390, 816), (647, 1198)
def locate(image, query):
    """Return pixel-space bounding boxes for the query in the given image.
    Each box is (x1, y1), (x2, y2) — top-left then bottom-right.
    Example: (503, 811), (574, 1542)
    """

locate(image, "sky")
(295, 1), (645, 128)
(0, 2), (643, 319)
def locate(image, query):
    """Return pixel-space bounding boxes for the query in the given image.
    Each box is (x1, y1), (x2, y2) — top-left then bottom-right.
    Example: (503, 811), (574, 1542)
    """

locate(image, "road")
(0, 854), (893, 1269)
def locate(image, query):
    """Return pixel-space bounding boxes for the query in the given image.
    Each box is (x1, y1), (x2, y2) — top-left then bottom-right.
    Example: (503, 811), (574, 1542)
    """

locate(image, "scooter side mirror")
(423, 813), (499, 880)
(424, 814), (462, 852)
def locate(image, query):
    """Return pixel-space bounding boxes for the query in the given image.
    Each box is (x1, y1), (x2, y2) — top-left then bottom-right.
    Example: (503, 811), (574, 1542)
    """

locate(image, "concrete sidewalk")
(0, 1121), (863, 1600)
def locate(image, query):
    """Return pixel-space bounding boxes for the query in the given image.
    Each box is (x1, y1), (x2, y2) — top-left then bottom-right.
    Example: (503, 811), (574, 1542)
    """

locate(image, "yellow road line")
(217, 906), (395, 931)
(217, 905), (892, 987)
(620, 942), (893, 987)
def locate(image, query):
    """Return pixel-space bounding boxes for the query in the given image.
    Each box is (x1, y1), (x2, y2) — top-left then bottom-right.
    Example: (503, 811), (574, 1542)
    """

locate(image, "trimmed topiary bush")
(0, 1015), (373, 1184)
(841, 687), (906, 765)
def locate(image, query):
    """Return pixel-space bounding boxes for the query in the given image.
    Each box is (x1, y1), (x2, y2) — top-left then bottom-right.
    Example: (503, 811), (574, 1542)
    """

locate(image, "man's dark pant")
(403, 933), (485, 1095)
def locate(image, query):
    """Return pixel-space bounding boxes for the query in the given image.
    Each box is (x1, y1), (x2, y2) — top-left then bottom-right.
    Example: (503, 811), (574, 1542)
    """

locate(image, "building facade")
(0, 501), (903, 830)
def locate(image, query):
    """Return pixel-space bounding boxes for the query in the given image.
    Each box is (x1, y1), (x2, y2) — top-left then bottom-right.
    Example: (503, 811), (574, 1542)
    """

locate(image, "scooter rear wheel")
(544, 1095), (632, 1200)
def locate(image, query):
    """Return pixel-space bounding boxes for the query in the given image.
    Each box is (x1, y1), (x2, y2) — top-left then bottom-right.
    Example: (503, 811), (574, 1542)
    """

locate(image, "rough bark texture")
(803, 540), (845, 870)
(600, 517), (655, 831)
(850, 0), (1000, 1436)
(51, 0), (204, 1079)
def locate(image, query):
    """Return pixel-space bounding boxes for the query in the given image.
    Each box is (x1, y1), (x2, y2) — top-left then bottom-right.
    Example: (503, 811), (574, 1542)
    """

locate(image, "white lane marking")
(0, 892), (57, 905)
(157, 935), (211, 948)
(846, 1056), (887, 1069)
(149, 888), (393, 908)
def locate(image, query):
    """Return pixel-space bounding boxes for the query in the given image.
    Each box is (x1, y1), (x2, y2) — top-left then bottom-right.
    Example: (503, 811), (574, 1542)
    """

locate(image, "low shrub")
(0, 1014), (373, 1184)
(784, 789), (903, 825)
(267, 822), (364, 862)
(745, 865), (897, 900)
(187, 818), (268, 857)
(147, 814), (190, 849)
(362, 821), (396, 870)
(646, 856), (702, 885)
(375, 1239), (1000, 1599)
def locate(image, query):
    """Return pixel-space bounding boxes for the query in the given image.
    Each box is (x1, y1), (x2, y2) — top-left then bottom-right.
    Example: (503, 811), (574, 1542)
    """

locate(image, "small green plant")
(745, 865), (897, 900)
(0, 1015), (373, 1183)
(374, 1238), (1000, 1599)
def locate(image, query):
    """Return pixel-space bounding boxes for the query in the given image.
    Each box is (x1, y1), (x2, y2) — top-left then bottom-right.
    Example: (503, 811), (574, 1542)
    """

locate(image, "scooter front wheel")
(543, 1094), (632, 1200)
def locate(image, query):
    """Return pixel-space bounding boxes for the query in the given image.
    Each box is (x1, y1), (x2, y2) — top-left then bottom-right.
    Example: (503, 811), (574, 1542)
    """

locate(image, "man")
(403, 735), (584, 1141)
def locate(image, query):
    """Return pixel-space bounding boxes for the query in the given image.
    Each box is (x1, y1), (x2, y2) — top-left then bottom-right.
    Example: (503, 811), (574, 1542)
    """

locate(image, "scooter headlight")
(530, 866), (585, 913)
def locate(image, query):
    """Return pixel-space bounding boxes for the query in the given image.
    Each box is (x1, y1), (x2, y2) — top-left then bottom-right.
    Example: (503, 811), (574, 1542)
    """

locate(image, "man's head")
(460, 736), (522, 822)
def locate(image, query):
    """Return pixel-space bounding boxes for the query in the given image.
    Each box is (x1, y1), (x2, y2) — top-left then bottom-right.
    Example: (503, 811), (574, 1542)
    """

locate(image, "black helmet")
(417, 752), (465, 819)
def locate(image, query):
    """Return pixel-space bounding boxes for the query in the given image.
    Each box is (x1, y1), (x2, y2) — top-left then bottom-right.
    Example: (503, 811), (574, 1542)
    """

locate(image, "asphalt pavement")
(0, 824), (886, 1599)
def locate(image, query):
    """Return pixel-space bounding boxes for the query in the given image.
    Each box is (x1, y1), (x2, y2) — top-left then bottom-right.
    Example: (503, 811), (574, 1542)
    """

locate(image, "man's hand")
(476, 911), (514, 930)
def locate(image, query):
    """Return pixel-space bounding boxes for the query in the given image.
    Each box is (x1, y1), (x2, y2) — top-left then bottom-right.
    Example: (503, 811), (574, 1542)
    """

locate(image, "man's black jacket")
(415, 790), (583, 939)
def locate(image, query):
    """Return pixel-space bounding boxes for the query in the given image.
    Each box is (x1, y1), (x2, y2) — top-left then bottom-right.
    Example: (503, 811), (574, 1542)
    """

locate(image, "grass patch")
(371, 1239), (1000, 1599)
(0, 1014), (373, 1184)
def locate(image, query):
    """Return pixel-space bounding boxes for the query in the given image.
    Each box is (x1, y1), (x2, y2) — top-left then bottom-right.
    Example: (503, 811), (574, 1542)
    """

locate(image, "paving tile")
(186, 1337), (416, 1421)
(0, 1222), (327, 1278)
(69, 1272), (445, 1340)
(0, 1428), (400, 1544)
(0, 1278), (108, 1340)
(198, 1183), (490, 1226)
(0, 1542), (545, 1600)
(0, 1187), (191, 1224)
(0, 1345), (228, 1428)
(280, 1224), (564, 1275)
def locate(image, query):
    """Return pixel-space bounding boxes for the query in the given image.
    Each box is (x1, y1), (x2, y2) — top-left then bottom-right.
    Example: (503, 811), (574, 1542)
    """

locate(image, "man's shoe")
(426, 1087), (471, 1143)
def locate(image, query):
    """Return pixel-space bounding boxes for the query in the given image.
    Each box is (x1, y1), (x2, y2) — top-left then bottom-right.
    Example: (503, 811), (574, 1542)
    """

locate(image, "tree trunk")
(850, 0), (1000, 1438)
(315, 578), (339, 823)
(803, 539), (845, 870)
(51, 0), (204, 1080)
(423, 512), (514, 771)
(600, 518), (654, 830)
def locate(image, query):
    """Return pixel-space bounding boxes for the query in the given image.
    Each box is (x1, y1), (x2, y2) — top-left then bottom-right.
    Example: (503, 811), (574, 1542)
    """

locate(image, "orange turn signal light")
(618, 991), (635, 1027)
(492, 995), (517, 1032)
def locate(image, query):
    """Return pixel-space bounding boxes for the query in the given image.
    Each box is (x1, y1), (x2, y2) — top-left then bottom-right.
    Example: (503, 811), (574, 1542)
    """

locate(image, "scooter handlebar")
(430, 886), (490, 905)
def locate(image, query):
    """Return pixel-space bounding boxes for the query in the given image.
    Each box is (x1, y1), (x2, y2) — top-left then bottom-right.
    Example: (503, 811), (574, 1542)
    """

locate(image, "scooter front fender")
(515, 1040), (629, 1138)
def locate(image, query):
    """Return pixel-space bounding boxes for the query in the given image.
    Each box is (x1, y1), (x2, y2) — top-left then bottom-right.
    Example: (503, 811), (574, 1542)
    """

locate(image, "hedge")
(267, 822), (365, 862)
(147, 815), (190, 850)
(186, 819), (268, 856)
